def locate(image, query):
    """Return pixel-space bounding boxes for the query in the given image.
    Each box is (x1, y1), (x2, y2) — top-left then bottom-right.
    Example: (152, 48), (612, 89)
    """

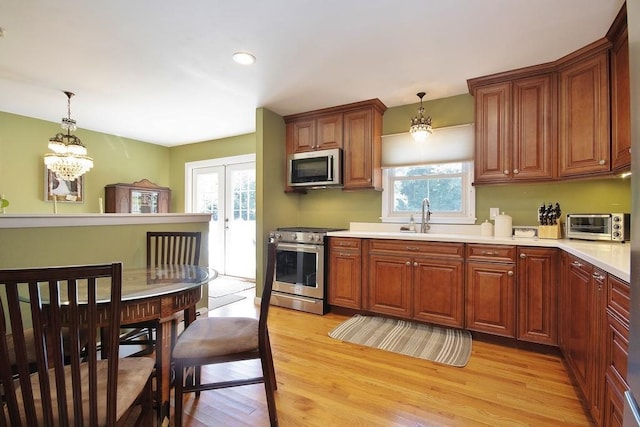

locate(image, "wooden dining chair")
(147, 231), (202, 268)
(172, 242), (278, 426)
(0, 263), (155, 426)
(119, 231), (203, 353)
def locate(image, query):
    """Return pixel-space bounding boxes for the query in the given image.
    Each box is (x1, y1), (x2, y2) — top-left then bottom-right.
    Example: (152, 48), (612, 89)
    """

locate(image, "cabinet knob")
(571, 261), (583, 268)
(513, 169), (519, 174)
(503, 170), (509, 175)
(519, 253), (526, 259)
(406, 261), (411, 266)
(413, 262), (418, 267)
(508, 271), (514, 276)
(599, 159), (606, 165)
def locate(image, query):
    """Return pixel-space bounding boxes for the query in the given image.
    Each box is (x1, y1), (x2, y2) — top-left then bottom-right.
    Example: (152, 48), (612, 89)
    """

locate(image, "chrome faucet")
(421, 198), (431, 233)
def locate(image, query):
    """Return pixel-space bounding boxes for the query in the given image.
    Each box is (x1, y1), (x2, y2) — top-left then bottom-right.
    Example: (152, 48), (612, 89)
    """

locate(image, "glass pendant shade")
(44, 92), (93, 181)
(409, 92), (433, 142)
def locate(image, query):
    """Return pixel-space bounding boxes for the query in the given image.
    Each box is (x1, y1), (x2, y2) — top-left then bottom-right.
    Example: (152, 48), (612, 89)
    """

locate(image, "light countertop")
(327, 223), (630, 282)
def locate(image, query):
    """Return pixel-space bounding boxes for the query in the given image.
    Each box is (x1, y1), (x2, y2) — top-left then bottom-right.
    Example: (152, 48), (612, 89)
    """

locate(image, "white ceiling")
(0, 0), (625, 146)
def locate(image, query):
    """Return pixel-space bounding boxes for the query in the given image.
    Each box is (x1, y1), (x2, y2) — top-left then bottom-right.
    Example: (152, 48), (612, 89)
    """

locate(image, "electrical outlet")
(490, 208), (500, 220)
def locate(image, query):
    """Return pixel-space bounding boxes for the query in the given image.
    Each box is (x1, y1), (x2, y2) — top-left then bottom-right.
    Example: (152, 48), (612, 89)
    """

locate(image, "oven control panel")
(269, 231), (325, 244)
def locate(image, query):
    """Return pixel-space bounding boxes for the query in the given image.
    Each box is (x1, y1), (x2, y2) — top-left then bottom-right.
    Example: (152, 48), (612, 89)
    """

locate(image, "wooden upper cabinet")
(469, 71), (555, 184)
(512, 74), (556, 181)
(608, 5), (631, 172)
(343, 105), (384, 190)
(473, 82), (511, 183)
(287, 119), (316, 152)
(287, 113), (343, 153)
(558, 40), (611, 178)
(316, 113), (343, 151)
(284, 99), (386, 191)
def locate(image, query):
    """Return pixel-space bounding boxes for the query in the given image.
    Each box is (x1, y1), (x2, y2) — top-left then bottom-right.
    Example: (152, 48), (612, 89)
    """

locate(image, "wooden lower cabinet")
(465, 260), (516, 337)
(328, 238), (362, 309)
(517, 247), (559, 345)
(328, 237), (630, 427)
(560, 252), (607, 425)
(603, 274), (630, 427)
(367, 240), (464, 326)
(367, 252), (412, 317)
(413, 257), (464, 328)
(465, 244), (516, 337)
(604, 371), (627, 427)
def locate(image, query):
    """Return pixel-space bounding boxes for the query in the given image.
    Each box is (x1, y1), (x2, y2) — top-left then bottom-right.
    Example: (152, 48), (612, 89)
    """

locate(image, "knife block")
(538, 224), (562, 239)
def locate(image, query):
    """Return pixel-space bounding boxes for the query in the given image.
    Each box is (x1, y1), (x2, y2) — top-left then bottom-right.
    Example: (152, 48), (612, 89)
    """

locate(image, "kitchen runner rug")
(328, 314), (472, 367)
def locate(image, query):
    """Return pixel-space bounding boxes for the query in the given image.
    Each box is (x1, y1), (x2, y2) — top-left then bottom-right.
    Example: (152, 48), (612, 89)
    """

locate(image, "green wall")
(0, 222), (208, 269)
(168, 133), (256, 212)
(256, 107), (297, 290)
(0, 111), (170, 214)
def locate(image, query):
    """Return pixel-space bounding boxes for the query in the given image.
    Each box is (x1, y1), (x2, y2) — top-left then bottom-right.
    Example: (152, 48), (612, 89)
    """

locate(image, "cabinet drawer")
(608, 275), (630, 325)
(369, 239), (464, 258)
(466, 244), (516, 263)
(605, 311), (629, 383)
(329, 237), (361, 250)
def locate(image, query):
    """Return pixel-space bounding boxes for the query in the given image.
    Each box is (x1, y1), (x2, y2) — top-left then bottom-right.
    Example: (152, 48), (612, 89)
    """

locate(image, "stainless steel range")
(268, 227), (343, 315)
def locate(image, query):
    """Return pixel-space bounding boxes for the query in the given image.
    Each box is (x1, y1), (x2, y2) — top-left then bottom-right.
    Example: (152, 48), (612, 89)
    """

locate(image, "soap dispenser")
(409, 215), (416, 232)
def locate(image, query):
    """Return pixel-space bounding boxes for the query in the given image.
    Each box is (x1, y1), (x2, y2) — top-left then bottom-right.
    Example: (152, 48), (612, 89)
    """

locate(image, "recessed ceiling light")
(232, 51), (256, 65)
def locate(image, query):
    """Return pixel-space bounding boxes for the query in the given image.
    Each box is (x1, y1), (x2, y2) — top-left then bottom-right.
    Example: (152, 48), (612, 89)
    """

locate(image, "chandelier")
(409, 91), (432, 142)
(44, 91), (93, 181)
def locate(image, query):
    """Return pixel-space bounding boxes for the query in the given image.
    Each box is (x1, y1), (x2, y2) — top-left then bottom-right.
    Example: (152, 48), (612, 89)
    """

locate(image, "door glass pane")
(194, 168), (224, 274)
(226, 165), (256, 278)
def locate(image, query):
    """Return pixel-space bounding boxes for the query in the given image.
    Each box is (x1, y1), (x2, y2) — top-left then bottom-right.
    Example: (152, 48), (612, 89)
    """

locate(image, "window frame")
(381, 161), (476, 224)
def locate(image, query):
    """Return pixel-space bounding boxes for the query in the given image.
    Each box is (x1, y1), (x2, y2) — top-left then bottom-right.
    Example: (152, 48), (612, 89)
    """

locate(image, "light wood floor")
(171, 290), (594, 426)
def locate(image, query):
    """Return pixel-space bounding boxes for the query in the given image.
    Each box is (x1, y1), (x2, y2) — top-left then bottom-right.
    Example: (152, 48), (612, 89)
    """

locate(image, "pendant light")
(409, 91), (433, 142)
(44, 91), (93, 181)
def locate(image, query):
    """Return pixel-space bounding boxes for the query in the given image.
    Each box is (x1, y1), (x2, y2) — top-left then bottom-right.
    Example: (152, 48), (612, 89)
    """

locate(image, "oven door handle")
(275, 242), (321, 252)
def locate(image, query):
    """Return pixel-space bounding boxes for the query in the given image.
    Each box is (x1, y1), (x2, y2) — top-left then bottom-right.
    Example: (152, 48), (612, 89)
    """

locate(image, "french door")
(187, 155), (256, 279)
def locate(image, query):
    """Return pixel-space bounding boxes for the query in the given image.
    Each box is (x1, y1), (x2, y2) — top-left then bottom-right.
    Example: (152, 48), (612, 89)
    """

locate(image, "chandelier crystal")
(44, 91), (93, 181)
(409, 91), (433, 142)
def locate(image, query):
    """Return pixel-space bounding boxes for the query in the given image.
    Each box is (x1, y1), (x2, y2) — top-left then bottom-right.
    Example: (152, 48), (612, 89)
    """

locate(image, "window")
(381, 161), (475, 224)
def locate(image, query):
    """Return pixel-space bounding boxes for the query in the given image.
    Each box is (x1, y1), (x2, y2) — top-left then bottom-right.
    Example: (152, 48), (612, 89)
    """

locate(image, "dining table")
(38, 264), (215, 424)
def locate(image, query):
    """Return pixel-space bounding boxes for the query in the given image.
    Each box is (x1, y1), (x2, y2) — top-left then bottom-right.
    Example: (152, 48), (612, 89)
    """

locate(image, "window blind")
(381, 123), (475, 168)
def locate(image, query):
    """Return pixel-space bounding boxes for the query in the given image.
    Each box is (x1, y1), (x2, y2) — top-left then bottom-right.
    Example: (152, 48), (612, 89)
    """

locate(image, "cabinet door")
(316, 113), (343, 150)
(563, 256), (592, 396)
(368, 253), (411, 317)
(511, 74), (555, 181)
(558, 51), (610, 177)
(413, 257), (464, 328)
(604, 371), (627, 427)
(328, 239), (362, 309)
(288, 119), (316, 152)
(517, 247), (558, 345)
(473, 82), (511, 183)
(343, 108), (382, 190)
(591, 268), (607, 425)
(465, 261), (516, 337)
(611, 26), (631, 172)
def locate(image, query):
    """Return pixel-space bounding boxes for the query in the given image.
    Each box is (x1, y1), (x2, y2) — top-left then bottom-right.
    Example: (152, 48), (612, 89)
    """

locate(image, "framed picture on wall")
(45, 169), (84, 203)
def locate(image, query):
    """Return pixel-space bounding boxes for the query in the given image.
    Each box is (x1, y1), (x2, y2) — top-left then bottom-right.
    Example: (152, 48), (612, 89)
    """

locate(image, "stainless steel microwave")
(566, 213), (631, 242)
(288, 148), (342, 188)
